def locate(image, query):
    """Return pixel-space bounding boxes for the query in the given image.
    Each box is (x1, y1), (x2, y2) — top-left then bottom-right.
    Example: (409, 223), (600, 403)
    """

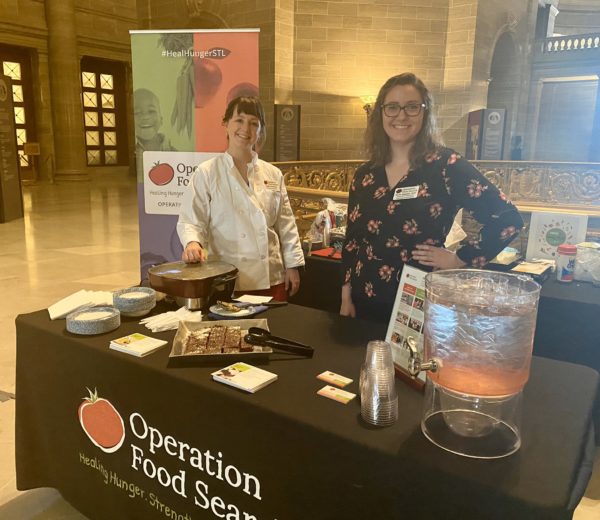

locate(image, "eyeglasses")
(381, 102), (426, 118)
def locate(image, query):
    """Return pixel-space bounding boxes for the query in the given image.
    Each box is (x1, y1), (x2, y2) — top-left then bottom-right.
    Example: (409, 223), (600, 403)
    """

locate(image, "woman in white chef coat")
(177, 96), (304, 300)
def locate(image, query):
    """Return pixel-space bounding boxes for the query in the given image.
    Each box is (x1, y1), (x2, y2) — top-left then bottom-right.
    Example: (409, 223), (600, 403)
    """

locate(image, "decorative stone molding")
(276, 159), (600, 237)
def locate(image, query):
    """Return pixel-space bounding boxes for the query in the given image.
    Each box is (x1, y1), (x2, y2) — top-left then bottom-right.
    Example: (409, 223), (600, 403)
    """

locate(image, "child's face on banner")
(134, 91), (163, 141)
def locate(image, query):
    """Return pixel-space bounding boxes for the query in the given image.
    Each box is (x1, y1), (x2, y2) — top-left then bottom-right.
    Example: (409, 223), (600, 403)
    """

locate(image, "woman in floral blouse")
(340, 73), (523, 322)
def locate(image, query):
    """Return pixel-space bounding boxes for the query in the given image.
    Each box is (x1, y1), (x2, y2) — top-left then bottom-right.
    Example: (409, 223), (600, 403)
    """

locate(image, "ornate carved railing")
(541, 33), (600, 53)
(275, 159), (600, 238)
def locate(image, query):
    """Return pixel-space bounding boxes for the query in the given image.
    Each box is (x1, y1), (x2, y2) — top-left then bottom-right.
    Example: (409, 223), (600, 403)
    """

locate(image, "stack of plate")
(66, 307), (120, 335)
(113, 287), (156, 317)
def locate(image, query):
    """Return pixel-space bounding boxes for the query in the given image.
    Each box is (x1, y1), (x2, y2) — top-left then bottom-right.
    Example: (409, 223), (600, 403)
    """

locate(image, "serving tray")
(169, 318), (273, 362)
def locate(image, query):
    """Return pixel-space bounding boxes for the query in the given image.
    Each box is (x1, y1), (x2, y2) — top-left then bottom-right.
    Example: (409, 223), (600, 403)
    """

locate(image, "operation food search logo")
(78, 388), (125, 453)
(77, 387), (272, 519)
(148, 161), (175, 186)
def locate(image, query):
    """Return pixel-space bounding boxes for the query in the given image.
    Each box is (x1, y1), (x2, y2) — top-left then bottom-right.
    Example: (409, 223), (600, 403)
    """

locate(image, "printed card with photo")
(385, 265), (427, 383)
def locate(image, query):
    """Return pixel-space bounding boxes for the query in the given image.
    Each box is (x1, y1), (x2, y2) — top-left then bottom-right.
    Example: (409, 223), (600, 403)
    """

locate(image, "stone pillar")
(45, 0), (88, 181)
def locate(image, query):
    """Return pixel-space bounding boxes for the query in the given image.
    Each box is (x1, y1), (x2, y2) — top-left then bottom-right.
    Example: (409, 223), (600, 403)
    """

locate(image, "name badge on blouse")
(264, 180), (279, 191)
(393, 186), (419, 200)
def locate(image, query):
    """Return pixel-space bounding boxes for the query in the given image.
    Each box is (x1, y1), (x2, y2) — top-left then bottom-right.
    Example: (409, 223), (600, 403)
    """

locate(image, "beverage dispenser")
(406, 270), (541, 459)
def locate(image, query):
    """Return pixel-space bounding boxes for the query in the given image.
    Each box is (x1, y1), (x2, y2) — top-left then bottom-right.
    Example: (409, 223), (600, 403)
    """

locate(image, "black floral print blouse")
(342, 148), (524, 307)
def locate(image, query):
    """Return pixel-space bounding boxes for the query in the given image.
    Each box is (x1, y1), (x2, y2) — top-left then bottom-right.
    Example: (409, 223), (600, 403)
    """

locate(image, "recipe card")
(317, 371), (353, 388)
(317, 385), (356, 405)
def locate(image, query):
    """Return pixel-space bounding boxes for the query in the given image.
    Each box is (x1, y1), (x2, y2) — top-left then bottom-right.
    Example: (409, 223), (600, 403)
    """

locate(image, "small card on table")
(110, 333), (167, 357)
(317, 385), (356, 405)
(317, 371), (353, 388)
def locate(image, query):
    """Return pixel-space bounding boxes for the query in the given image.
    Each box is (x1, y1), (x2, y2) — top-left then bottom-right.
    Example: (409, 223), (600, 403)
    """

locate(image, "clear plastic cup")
(364, 340), (394, 370)
(360, 342), (398, 427)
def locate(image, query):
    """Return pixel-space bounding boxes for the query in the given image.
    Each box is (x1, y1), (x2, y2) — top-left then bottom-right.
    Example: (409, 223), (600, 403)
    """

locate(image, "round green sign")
(546, 227), (566, 246)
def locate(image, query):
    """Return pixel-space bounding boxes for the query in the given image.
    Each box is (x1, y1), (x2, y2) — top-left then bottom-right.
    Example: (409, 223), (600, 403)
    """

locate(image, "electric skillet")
(148, 261), (238, 310)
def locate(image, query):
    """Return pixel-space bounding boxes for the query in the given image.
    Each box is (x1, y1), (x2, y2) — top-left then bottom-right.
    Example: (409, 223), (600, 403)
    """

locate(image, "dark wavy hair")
(222, 96), (266, 148)
(365, 73), (442, 168)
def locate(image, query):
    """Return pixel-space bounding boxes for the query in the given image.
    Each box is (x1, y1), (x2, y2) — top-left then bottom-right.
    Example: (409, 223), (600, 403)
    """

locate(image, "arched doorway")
(487, 32), (519, 159)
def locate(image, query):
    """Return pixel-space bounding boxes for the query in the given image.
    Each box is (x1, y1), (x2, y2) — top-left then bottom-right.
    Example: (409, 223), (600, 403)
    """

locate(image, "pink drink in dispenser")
(420, 270), (541, 459)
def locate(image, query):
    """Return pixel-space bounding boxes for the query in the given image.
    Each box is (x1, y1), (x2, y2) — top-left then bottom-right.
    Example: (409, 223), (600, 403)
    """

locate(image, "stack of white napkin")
(48, 289), (114, 320)
(140, 306), (202, 332)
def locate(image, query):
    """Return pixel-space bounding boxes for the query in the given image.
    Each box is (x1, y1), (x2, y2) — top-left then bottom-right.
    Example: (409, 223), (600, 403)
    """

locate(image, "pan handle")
(212, 272), (238, 290)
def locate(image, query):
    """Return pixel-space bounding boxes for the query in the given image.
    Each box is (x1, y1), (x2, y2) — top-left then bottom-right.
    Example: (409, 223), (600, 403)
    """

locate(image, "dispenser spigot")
(406, 337), (439, 378)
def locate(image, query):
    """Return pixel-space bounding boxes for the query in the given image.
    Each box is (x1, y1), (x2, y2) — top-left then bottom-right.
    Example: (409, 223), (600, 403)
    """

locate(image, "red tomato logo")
(149, 162), (175, 186)
(78, 388), (125, 453)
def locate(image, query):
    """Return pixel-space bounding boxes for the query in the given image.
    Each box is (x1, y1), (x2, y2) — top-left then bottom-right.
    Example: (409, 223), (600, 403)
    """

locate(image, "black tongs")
(244, 327), (314, 358)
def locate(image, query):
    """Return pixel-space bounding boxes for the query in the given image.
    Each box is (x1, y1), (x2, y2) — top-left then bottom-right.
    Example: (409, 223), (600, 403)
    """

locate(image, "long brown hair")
(222, 96), (267, 148)
(365, 73), (442, 168)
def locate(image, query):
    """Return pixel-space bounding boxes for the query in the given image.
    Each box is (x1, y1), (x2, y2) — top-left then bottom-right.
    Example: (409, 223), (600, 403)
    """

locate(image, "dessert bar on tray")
(169, 318), (273, 362)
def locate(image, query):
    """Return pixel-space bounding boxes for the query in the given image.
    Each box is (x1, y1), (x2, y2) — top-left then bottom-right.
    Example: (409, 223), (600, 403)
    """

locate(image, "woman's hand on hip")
(411, 244), (467, 270)
(285, 268), (300, 297)
(182, 242), (207, 263)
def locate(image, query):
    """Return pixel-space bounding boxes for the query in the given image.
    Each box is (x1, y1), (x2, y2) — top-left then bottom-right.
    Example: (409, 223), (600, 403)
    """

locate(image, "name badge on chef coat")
(264, 180), (279, 191)
(393, 186), (419, 200)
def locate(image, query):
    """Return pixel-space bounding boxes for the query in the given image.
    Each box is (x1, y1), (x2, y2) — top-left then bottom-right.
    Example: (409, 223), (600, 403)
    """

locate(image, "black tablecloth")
(296, 256), (600, 368)
(15, 305), (598, 520)
(535, 279), (600, 370)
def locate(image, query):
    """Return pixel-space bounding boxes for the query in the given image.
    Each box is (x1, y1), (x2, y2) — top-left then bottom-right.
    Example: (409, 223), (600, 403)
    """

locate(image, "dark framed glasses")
(381, 102), (426, 117)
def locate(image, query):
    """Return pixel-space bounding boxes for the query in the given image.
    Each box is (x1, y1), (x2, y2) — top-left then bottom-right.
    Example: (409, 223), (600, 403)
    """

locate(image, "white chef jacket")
(177, 152), (305, 291)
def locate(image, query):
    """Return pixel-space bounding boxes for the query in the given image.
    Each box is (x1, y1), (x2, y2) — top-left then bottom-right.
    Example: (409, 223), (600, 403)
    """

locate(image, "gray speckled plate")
(66, 306), (120, 335)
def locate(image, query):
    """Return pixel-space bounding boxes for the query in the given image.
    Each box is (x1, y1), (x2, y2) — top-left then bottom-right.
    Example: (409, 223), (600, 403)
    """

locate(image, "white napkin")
(48, 289), (114, 320)
(234, 294), (273, 304)
(140, 307), (202, 332)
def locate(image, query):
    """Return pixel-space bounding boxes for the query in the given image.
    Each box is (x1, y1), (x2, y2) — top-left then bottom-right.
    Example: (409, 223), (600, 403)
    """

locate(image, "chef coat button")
(241, 233), (246, 238)
(260, 255), (266, 260)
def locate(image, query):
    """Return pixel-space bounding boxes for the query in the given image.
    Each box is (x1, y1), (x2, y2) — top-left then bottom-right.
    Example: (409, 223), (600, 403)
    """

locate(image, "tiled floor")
(0, 171), (139, 519)
(0, 171), (599, 519)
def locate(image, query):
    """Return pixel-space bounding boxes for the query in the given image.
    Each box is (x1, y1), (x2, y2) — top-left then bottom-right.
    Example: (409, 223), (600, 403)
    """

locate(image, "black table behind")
(296, 256), (600, 367)
(16, 305), (598, 520)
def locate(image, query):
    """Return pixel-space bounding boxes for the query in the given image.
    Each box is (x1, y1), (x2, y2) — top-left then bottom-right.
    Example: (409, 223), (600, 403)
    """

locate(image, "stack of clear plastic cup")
(360, 340), (398, 427)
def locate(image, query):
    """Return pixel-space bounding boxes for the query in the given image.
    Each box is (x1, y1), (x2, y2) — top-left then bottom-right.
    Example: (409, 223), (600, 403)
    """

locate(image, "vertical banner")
(274, 104), (301, 161)
(130, 29), (259, 279)
(465, 109), (483, 160)
(466, 108), (506, 160)
(480, 108), (506, 160)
